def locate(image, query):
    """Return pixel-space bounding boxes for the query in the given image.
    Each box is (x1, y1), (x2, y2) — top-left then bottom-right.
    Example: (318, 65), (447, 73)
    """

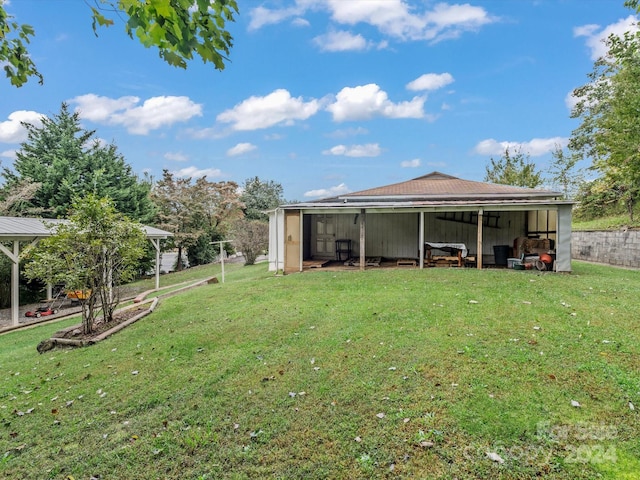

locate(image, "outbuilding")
(268, 172), (573, 274)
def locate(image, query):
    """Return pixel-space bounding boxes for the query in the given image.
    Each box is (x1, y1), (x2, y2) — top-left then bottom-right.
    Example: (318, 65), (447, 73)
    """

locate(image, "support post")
(12, 241), (19, 326)
(419, 212), (425, 270)
(149, 238), (162, 290)
(477, 209), (484, 270)
(359, 209), (366, 271)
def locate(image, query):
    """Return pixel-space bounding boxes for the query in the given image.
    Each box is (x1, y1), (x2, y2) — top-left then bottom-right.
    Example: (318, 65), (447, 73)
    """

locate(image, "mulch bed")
(54, 305), (150, 341)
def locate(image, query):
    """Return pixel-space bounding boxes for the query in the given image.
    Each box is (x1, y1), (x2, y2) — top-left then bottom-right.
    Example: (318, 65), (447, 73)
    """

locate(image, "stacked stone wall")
(572, 230), (640, 268)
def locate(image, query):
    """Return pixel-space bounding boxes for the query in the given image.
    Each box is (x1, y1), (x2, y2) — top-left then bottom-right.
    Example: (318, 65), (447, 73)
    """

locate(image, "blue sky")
(0, 1), (637, 201)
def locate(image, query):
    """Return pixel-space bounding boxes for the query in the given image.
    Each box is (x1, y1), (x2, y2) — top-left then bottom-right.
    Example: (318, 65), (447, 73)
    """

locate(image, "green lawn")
(1, 262), (639, 479)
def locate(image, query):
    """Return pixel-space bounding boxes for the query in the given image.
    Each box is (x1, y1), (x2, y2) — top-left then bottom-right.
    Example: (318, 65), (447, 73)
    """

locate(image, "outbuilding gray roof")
(0, 216), (172, 241)
(335, 172), (561, 202)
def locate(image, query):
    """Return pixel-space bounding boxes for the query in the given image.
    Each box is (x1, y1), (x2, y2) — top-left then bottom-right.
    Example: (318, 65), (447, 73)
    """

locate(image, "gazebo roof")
(0, 216), (172, 241)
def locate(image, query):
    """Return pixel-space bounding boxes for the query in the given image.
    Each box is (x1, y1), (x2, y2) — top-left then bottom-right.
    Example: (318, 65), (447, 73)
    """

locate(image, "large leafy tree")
(151, 169), (242, 270)
(1, 0), (238, 87)
(232, 218), (268, 266)
(569, 1), (640, 220)
(240, 176), (284, 221)
(547, 145), (583, 200)
(484, 148), (543, 188)
(23, 195), (146, 334)
(2, 103), (155, 221)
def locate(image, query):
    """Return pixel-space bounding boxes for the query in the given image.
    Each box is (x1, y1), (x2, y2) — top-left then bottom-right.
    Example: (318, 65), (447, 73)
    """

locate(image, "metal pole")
(210, 240), (233, 284)
(220, 241), (225, 283)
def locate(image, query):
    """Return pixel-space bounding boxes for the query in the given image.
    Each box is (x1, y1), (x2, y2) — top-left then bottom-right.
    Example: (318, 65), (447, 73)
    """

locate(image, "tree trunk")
(175, 246), (184, 271)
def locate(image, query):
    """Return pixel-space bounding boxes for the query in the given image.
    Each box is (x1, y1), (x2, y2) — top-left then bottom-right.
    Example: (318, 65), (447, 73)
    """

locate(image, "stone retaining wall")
(572, 230), (640, 268)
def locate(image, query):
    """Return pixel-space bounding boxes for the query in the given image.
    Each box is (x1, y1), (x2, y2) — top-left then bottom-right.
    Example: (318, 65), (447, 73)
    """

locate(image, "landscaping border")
(34, 276), (218, 351)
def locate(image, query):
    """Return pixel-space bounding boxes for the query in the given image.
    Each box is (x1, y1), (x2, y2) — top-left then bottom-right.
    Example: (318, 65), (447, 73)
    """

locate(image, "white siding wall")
(424, 211), (527, 256)
(305, 210), (538, 260)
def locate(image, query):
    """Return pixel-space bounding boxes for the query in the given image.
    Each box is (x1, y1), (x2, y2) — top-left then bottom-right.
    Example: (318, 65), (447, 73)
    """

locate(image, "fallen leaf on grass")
(131, 371), (139, 375)
(419, 441), (434, 448)
(354, 436), (362, 443)
(629, 401), (635, 411)
(376, 412), (385, 419)
(571, 400), (581, 408)
(468, 300), (479, 304)
(486, 452), (504, 463)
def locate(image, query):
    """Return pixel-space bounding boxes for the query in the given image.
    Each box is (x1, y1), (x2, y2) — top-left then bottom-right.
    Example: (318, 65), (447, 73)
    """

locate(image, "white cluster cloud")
(406, 73), (454, 92)
(71, 94), (202, 135)
(0, 110), (43, 143)
(323, 143), (381, 157)
(401, 158), (421, 168)
(574, 15), (639, 60)
(474, 137), (568, 157)
(250, 1), (496, 47)
(227, 142), (258, 156)
(164, 151), (189, 162)
(1, 149), (17, 160)
(327, 84), (425, 122)
(217, 89), (320, 131)
(304, 183), (350, 198)
(172, 166), (223, 179)
(313, 30), (387, 52)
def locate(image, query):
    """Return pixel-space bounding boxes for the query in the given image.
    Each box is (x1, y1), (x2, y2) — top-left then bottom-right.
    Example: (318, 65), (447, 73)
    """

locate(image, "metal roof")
(0, 216), (172, 241)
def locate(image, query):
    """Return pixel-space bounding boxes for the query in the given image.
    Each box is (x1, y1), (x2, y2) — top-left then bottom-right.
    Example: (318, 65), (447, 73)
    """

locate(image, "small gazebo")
(0, 216), (172, 326)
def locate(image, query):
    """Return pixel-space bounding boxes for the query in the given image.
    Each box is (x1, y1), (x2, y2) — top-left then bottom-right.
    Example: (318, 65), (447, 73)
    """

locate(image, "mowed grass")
(1, 262), (639, 479)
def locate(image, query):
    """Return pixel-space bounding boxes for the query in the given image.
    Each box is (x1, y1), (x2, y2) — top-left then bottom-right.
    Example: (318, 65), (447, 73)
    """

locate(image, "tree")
(484, 148), (543, 188)
(547, 145), (583, 199)
(569, 3), (640, 221)
(0, 178), (42, 216)
(150, 170), (243, 270)
(2, 103), (155, 222)
(1, 0), (238, 87)
(240, 177), (284, 221)
(232, 218), (268, 265)
(22, 195), (146, 334)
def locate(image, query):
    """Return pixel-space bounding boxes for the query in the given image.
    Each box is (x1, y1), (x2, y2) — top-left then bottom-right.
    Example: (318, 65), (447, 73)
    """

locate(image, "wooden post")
(359, 209), (366, 271)
(477, 209), (483, 270)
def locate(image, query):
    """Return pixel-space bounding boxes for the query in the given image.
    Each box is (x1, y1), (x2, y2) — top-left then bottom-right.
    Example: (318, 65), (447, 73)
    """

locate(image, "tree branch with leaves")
(1, 0), (238, 87)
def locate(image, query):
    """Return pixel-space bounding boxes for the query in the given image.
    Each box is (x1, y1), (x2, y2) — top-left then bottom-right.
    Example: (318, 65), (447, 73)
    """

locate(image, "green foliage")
(240, 176), (284, 221)
(547, 146), (583, 200)
(569, 6), (640, 221)
(231, 218), (268, 265)
(151, 170), (242, 269)
(1, 1), (237, 87)
(573, 177), (640, 221)
(22, 194), (146, 334)
(484, 148), (543, 188)
(0, 6), (42, 87)
(2, 103), (155, 222)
